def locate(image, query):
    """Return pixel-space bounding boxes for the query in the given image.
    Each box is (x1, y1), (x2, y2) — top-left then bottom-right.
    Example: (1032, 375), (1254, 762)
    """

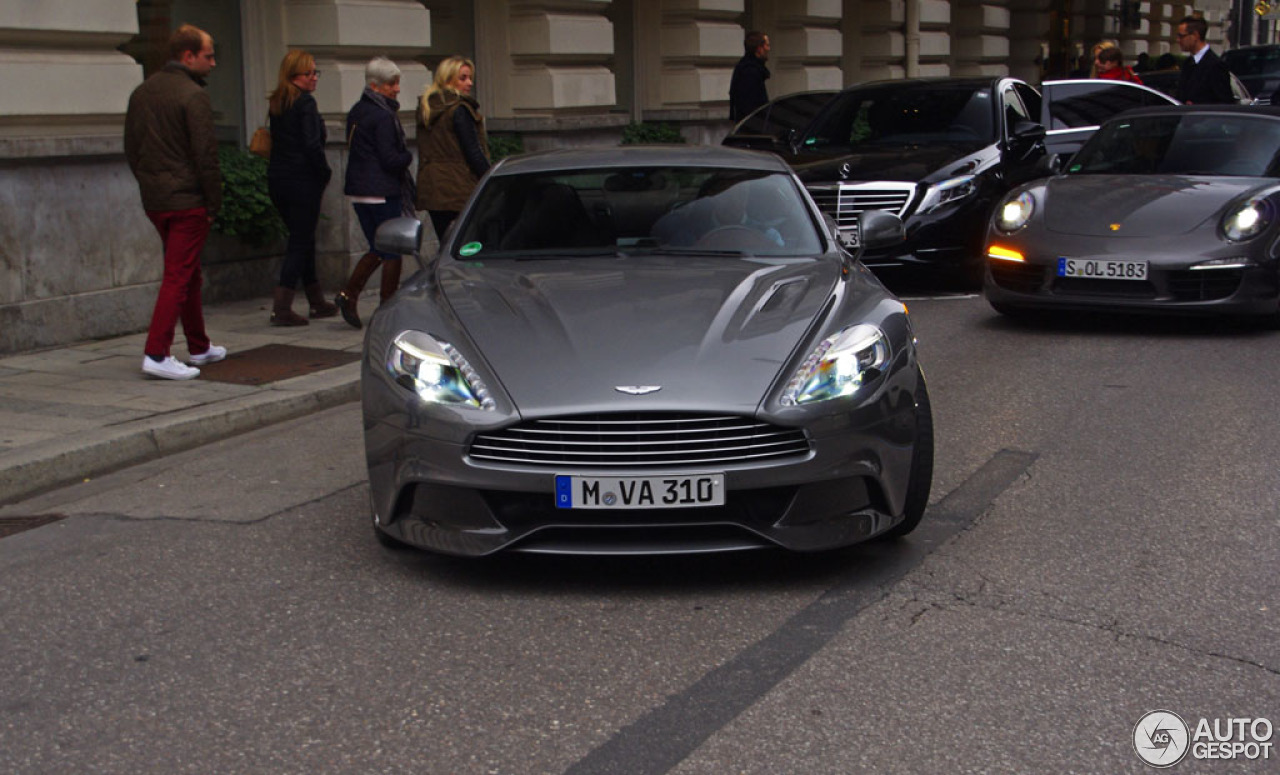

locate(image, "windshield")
(453, 166), (824, 257)
(802, 84), (996, 151)
(1224, 46), (1280, 77)
(1067, 113), (1280, 177)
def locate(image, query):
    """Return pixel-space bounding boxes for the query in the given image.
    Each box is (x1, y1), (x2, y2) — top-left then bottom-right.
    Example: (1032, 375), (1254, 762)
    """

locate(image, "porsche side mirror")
(374, 217), (423, 256)
(857, 210), (905, 251)
(1036, 152), (1065, 176)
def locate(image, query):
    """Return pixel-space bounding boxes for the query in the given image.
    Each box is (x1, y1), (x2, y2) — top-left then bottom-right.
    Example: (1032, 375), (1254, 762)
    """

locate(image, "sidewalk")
(0, 291), (379, 505)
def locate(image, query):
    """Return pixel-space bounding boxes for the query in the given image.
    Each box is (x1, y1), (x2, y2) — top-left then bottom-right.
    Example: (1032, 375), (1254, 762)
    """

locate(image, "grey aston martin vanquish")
(363, 146), (932, 556)
(985, 105), (1280, 322)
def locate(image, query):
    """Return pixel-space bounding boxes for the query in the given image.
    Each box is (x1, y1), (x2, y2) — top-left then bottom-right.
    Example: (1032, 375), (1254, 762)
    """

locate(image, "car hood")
(1041, 175), (1268, 236)
(436, 255), (840, 414)
(792, 141), (988, 184)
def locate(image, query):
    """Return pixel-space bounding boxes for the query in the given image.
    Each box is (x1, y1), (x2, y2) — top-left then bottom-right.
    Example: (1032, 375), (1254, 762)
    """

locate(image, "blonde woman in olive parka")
(416, 56), (490, 242)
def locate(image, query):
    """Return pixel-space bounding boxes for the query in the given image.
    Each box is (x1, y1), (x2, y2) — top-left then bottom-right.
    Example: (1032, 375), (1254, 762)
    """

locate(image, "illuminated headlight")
(1222, 198), (1274, 242)
(780, 324), (890, 406)
(386, 330), (495, 410)
(995, 192), (1035, 233)
(1189, 257), (1255, 270)
(918, 175), (977, 213)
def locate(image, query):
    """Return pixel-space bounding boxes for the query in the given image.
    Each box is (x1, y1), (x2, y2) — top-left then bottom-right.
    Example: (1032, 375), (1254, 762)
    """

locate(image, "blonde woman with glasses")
(266, 50), (337, 325)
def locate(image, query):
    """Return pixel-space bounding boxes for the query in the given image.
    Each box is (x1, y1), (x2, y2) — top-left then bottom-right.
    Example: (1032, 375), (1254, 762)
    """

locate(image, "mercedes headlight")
(780, 324), (890, 406)
(918, 175), (978, 213)
(1222, 197), (1274, 242)
(386, 330), (495, 410)
(994, 192), (1035, 233)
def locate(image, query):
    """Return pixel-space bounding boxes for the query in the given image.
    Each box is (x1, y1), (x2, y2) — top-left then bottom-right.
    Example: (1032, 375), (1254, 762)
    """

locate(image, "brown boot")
(335, 252), (381, 329)
(379, 257), (403, 304)
(305, 283), (338, 319)
(270, 287), (309, 327)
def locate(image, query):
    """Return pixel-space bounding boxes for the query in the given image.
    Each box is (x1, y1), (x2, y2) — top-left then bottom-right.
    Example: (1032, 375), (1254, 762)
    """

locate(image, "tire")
(881, 367), (934, 540)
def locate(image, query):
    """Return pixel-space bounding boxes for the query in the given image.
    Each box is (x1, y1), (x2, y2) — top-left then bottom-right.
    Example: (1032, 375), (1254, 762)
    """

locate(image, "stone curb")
(0, 363), (361, 506)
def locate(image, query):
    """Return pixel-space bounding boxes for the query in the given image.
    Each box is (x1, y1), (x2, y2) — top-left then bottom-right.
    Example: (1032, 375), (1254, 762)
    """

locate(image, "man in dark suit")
(1175, 15), (1235, 104)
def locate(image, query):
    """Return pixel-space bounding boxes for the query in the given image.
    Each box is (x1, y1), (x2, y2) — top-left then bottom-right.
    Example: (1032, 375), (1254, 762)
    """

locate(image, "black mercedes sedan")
(984, 105), (1280, 323)
(727, 77), (1177, 284)
(362, 146), (934, 557)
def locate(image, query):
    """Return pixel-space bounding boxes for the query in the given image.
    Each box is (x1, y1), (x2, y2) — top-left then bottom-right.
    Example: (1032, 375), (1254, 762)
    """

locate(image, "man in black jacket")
(729, 31), (771, 122)
(1176, 15), (1235, 104)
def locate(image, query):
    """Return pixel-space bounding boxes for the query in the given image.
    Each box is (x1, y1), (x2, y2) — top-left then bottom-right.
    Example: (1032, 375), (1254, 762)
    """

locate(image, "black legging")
(269, 176), (324, 289)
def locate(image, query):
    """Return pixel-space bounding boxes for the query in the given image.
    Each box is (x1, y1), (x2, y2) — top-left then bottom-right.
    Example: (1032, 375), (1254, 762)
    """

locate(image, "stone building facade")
(0, 0), (1234, 353)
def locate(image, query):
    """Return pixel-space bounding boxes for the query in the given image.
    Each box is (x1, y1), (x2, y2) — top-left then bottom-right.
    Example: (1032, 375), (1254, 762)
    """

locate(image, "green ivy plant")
(488, 133), (525, 161)
(621, 122), (686, 145)
(212, 145), (286, 247)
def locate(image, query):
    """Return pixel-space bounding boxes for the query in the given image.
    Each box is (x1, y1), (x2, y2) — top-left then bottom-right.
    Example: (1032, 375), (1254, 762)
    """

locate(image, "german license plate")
(1057, 257), (1148, 280)
(555, 474), (725, 509)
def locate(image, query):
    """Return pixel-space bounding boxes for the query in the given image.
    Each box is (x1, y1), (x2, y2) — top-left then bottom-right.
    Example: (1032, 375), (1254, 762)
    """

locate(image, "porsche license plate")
(1057, 258), (1148, 280)
(555, 474), (725, 509)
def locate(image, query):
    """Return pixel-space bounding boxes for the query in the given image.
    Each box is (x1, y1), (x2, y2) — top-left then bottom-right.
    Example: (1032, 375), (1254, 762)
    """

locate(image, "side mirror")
(374, 217), (423, 256)
(857, 209), (905, 251)
(1036, 152), (1065, 176)
(1011, 120), (1047, 144)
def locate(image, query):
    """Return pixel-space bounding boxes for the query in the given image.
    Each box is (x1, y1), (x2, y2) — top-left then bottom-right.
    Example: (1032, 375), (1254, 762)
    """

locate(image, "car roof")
(491, 145), (794, 176)
(1110, 103), (1280, 120)
(838, 76), (1004, 92)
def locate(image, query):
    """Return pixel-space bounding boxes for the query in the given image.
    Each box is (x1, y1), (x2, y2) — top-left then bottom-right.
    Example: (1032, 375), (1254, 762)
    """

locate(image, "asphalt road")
(1, 291), (1277, 774)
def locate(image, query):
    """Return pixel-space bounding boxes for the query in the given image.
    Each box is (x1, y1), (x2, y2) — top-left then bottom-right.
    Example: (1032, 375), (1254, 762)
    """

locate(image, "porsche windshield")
(801, 84), (997, 151)
(1067, 113), (1280, 177)
(453, 166), (824, 258)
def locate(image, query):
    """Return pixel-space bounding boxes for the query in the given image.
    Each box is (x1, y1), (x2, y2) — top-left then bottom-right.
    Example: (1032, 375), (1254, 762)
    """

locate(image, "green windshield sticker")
(459, 242), (482, 257)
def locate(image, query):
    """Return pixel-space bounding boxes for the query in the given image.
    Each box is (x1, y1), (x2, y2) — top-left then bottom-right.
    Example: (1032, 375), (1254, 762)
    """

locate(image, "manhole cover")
(195, 344), (361, 386)
(0, 514), (66, 539)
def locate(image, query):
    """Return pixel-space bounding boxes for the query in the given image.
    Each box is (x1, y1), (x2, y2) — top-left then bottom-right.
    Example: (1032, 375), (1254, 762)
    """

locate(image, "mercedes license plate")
(555, 474), (725, 509)
(1057, 257), (1148, 280)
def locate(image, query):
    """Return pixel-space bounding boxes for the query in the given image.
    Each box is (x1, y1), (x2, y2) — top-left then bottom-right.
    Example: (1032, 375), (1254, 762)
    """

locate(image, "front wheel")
(881, 368), (934, 540)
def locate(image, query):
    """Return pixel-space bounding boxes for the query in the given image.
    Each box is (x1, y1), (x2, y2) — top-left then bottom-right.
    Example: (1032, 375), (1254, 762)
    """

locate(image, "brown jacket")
(416, 92), (488, 212)
(124, 63), (222, 214)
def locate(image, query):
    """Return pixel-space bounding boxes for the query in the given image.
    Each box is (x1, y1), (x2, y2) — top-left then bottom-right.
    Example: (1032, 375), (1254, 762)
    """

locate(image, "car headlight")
(780, 324), (890, 406)
(386, 330), (495, 410)
(994, 192), (1035, 233)
(1222, 197), (1274, 242)
(917, 175), (977, 213)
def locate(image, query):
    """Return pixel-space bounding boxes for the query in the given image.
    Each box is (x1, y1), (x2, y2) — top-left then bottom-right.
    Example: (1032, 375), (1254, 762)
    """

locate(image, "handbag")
(249, 126), (271, 159)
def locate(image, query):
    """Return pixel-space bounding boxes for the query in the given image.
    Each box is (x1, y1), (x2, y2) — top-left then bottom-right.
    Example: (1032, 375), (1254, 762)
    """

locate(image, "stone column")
(0, 1), (156, 353)
(771, 1), (844, 94)
(952, 0), (1012, 76)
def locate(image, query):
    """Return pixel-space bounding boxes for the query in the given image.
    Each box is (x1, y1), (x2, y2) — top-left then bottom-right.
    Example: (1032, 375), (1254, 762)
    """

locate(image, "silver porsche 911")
(363, 145), (932, 556)
(985, 105), (1280, 323)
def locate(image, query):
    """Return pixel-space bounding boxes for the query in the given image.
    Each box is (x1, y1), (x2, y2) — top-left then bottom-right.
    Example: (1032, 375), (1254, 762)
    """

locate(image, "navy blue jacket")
(344, 91), (412, 198)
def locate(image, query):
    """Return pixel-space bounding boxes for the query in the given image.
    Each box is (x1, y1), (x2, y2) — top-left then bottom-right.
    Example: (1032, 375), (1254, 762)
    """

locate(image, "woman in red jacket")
(1095, 47), (1143, 84)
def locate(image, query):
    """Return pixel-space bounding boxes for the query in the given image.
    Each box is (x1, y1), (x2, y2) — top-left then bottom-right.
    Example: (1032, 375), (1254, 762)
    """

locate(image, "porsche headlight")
(780, 324), (890, 406)
(386, 331), (495, 410)
(1222, 198), (1274, 242)
(994, 192), (1035, 233)
(918, 175), (977, 213)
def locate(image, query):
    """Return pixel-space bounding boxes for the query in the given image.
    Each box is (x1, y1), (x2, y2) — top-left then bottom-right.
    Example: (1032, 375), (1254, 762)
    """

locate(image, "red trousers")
(144, 208), (212, 358)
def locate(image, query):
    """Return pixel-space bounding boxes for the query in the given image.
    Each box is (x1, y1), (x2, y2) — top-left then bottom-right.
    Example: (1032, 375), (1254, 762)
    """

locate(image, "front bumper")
(985, 257), (1280, 317)
(363, 368), (921, 557)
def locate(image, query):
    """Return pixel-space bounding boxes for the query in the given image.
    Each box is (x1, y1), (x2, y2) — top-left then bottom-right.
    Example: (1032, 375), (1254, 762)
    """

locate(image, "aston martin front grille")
(469, 413), (811, 468)
(807, 182), (916, 246)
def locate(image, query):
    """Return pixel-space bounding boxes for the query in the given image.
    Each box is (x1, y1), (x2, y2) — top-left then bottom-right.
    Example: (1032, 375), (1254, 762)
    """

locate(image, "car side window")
(1043, 82), (1174, 130)
(1001, 85), (1031, 137)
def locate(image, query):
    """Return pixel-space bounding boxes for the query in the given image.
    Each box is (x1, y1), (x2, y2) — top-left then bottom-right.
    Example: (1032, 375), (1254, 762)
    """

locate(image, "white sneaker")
(187, 344), (227, 366)
(142, 356), (201, 380)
